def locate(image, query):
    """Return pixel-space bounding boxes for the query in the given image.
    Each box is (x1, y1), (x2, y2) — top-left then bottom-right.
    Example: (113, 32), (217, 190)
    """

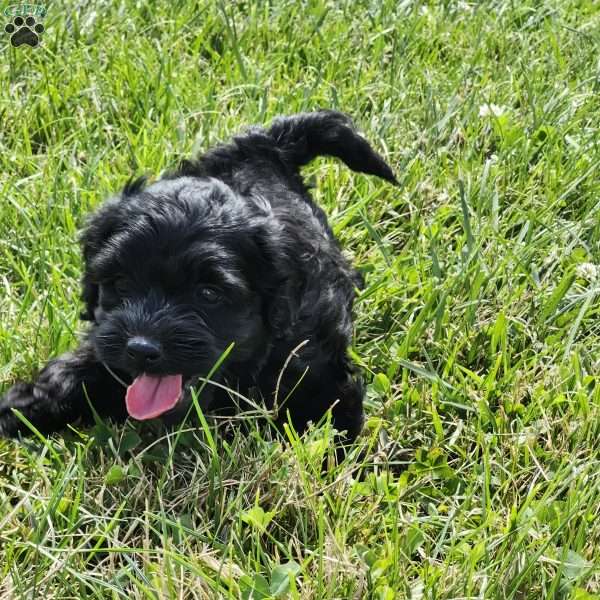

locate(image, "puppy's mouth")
(125, 373), (186, 420)
(123, 373), (208, 420)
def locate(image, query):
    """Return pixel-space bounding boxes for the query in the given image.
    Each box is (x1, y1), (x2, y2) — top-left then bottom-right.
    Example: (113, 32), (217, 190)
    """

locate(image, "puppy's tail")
(268, 110), (398, 185)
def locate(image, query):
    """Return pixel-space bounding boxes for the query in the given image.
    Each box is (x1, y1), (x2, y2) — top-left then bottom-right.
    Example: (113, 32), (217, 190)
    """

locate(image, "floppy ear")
(80, 274), (98, 321)
(255, 223), (357, 344)
(249, 223), (307, 338)
(79, 178), (148, 321)
(268, 110), (397, 184)
(78, 199), (124, 321)
(79, 211), (115, 321)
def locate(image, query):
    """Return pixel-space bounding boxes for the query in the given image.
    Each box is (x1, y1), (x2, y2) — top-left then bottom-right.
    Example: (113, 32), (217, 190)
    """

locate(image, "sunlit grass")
(1, 0), (600, 597)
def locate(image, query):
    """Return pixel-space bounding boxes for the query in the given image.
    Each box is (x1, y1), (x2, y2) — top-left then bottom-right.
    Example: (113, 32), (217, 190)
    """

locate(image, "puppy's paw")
(0, 383), (36, 436)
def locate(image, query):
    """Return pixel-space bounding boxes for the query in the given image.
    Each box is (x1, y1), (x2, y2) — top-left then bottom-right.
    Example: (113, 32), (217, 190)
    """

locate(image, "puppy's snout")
(126, 336), (162, 368)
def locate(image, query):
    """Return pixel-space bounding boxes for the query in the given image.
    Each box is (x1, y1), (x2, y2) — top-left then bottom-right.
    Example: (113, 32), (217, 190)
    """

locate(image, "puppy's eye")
(196, 286), (222, 304)
(114, 278), (131, 297)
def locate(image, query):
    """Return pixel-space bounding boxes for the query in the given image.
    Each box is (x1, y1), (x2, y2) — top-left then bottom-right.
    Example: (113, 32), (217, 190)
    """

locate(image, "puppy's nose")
(126, 336), (162, 366)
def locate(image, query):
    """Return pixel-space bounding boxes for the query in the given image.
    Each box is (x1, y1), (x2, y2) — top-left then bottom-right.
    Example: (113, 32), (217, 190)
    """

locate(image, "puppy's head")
(81, 176), (279, 420)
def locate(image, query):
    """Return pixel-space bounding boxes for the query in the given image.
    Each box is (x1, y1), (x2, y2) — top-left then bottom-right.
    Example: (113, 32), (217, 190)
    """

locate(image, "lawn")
(1, 0), (600, 598)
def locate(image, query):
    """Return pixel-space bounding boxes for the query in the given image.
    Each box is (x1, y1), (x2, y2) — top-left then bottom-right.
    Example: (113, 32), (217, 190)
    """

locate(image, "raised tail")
(267, 110), (397, 184)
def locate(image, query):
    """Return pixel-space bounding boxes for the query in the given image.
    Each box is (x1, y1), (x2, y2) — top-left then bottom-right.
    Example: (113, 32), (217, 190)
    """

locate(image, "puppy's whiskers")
(102, 362), (128, 388)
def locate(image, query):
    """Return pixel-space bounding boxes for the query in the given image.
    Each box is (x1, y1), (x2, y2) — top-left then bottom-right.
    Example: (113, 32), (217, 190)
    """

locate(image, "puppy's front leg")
(0, 340), (128, 437)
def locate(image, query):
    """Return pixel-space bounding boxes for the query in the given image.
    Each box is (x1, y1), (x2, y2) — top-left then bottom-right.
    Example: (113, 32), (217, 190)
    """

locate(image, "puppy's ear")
(80, 274), (98, 322)
(251, 227), (304, 338)
(256, 226), (356, 343)
(268, 110), (397, 184)
(78, 196), (123, 321)
(266, 282), (301, 339)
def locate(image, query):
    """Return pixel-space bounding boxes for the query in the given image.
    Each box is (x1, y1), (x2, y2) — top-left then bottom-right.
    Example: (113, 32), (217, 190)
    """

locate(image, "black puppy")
(0, 111), (395, 441)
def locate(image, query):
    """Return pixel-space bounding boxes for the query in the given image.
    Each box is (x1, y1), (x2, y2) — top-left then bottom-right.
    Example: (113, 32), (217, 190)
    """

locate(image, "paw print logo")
(4, 16), (44, 47)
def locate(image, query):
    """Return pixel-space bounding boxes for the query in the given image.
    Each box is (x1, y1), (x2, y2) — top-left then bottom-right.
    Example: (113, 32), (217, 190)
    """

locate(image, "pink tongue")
(125, 374), (183, 420)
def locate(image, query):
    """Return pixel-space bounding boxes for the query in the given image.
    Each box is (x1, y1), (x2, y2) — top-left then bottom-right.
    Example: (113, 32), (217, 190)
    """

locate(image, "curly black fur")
(0, 110), (396, 441)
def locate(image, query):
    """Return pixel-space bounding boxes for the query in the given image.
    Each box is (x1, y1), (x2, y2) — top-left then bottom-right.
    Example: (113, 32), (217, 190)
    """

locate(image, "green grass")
(1, 0), (600, 597)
